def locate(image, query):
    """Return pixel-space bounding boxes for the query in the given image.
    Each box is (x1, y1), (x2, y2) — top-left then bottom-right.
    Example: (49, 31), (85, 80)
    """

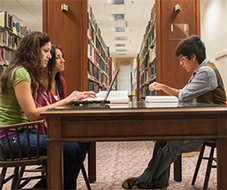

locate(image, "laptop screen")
(72, 69), (119, 107)
(103, 69), (119, 102)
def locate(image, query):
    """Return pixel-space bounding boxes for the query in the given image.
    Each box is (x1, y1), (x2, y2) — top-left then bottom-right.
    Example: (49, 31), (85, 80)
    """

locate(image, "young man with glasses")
(122, 35), (226, 189)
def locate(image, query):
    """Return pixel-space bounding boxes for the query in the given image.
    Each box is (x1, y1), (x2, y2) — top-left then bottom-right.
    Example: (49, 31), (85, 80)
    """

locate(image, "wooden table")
(41, 102), (227, 189)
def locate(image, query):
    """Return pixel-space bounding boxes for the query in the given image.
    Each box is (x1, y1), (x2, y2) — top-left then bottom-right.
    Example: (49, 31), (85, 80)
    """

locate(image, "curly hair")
(0, 31), (51, 99)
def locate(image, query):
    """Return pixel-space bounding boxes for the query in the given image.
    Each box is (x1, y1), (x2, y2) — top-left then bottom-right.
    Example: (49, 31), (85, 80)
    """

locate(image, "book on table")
(94, 90), (129, 104)
(95, 90), (129, 108)
(145, 96), (179, 108)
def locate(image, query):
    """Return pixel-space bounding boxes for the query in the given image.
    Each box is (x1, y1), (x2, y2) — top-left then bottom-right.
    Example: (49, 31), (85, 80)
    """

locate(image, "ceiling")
(0, 0), (155, 58)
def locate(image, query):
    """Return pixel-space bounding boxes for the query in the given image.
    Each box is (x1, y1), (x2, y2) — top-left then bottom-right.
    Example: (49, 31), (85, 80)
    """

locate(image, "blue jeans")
(1, 131), (87, 190)
(137, 140), (204, 188)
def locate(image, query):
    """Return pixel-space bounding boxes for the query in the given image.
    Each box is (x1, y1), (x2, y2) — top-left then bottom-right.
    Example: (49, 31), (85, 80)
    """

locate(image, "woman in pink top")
(47, 44), (67, 103)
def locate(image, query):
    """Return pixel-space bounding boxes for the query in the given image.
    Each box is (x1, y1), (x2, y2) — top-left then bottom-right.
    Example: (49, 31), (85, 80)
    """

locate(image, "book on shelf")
(0, 47), (4, 63)
(149, 47), (156, 63)
(93, 82), (99, 93)
(88, 42), (94, 61)
(0, 11), (6, 28)
(145, 95), (178, 108)
(88, 81), (99, 93)
(93, 66), (98, 80)
(0, 64), (7, 76)
(0, 48), (13, 65)
(0, 11), (11, 29)
(88, 81), (93, 91)
(13, 22), (20, 36)
(98, 71), (102, 84)
(88, 60), (93, 77)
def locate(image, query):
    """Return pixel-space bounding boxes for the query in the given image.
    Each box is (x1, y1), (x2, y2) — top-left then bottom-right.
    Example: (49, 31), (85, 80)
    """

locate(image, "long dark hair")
(47, 44), (64, 98)
(0, 31), (51, 99)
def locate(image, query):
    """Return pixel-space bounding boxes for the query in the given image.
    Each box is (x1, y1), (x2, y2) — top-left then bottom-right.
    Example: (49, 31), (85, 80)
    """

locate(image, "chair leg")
(203, 146), (215, 190)
(191, 144), (205, 185)
(0, 167), (7, 190)
(15, 166), (26, 188)
(81, 164), (91, 189)
(11, 167), (19, 189)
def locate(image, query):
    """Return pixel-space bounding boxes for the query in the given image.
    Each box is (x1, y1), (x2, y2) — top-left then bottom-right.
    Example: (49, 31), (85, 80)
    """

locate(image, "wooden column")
(43, 0), (88, 94)
(155, 0), (200, 95)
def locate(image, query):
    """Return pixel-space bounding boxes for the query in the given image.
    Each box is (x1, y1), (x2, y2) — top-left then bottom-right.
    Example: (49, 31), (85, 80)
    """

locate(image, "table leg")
(47, 117), (63, 189)
(174, 154), (182, 182)
(88, 142), (96, 183)
(216, 114), (227, 189)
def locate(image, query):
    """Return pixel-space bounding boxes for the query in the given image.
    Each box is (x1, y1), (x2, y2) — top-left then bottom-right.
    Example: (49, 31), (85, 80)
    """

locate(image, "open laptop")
(73, 69), (119, 108)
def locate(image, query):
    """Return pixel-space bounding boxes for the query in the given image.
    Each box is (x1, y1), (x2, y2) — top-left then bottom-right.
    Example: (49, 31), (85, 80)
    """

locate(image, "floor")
(3, 141), (217, 190)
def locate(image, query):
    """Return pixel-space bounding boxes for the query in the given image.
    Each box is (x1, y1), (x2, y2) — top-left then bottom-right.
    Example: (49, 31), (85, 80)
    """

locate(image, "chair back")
(0, 120), (47, 190)
(0, 120), (44, 162)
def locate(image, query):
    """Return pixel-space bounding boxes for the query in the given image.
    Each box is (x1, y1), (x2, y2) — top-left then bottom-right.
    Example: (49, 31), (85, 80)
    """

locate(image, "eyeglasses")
(179, 56), (187, 62)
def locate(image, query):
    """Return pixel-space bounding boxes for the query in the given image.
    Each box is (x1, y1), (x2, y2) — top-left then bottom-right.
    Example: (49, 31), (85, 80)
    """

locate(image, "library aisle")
(4, 141), (216, 190)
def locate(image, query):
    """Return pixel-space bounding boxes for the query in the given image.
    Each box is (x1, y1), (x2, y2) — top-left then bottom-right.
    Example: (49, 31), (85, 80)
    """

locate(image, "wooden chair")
(192, 102), (226, 189)
(80, 164), (91, 189)
(76, 143), (92, 190)
(191, 141), (217, 190)
(0, 120), (47, 189)
(0, 120), (91, 189)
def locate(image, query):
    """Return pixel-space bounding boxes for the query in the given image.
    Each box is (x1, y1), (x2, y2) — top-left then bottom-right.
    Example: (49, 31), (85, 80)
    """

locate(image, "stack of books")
(145, 96), (179, 108)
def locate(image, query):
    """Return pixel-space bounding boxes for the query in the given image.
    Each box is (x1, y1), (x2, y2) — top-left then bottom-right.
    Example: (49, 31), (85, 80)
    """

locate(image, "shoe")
(132, 184), (167, 189)
(122, 177), (138, 189)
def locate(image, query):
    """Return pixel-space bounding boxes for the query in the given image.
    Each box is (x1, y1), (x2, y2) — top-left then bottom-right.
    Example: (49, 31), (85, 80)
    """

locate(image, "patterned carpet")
(3, 141), (217, 190)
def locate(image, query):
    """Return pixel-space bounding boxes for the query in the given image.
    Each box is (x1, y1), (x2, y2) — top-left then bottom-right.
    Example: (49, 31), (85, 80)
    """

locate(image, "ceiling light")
(112, 27), (125, 32)
(109, 14), (125, 22)
(116, 49), (126, 52)
(114, 36), (127, 40)
(115, 44), (125, 47)
(106, 0), (124, 4)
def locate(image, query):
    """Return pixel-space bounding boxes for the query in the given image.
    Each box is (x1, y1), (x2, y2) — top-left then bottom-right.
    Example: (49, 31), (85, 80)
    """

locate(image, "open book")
(87, 90), (129, 104)
(145, 96), (179, 108)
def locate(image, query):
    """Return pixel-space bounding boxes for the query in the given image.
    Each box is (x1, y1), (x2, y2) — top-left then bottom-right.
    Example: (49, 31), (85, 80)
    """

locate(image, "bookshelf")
(138, 6), (156, 98)
(108, 56), (117, 90)
(0, 11), (30, 78)
(43, 0), (111, 95)
(136, 0), (200, 100)
(87, 5), (110, 92)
